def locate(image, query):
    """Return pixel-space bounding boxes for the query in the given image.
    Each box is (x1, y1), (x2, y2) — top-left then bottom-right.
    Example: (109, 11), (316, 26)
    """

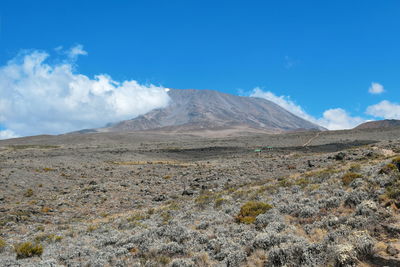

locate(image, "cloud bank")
(0, 46), (170, 139)
(366, 100), (400, 119)
(252, 84), (400, 130)
(0, 129), (19, 140)
(251, 88), (366, 130)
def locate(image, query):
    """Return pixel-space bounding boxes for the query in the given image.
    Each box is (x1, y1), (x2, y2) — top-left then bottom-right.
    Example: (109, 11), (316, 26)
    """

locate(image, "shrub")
(14, 242), (43, 259)
(349, 163), (361, 172)
(278, 178), (292, 187)
(392, 157), (400, 171)
(341, 172), (362, 186)
(87, 224), (98, 232)
(0, 238), (6, 252)
(23, 189), (34, 197)
(236, 201), (273, 224)
(379, 163), (397, 175)
(386, 180), (400, 199)
(214, 197), (227, 208)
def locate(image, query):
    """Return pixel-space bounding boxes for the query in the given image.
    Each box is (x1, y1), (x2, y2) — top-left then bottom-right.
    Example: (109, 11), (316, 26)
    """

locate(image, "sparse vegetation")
(9, 145), (59, 150)
(236, 201), (273, 224)
(34, 233), (63, 243)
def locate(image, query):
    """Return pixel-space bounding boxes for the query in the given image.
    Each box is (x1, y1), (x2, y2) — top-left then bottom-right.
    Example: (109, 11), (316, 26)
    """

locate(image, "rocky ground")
(1, 127), (400, 266)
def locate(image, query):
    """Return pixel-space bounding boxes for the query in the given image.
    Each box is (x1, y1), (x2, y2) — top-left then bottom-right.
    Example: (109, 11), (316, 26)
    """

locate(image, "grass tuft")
(14, 242), (43, 259)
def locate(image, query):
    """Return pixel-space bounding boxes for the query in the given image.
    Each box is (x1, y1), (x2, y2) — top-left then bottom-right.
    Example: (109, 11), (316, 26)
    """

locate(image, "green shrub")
(14, 242), (43, 259)
(341, 172), (362, 186)
(236, 201), (273, 224)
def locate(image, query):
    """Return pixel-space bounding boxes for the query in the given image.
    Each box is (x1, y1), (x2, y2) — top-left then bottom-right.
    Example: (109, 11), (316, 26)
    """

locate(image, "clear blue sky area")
(0, 0), (399, 135)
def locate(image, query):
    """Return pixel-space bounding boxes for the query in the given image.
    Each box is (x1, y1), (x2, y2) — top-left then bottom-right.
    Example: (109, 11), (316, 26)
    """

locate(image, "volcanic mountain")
(96, 89), (324, 134)
(354, 119), (400, 130)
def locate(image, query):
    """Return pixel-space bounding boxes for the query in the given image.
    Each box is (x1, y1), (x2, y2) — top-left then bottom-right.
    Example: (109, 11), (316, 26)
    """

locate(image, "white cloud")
(0, 46), (171, 138)
(250, 87), (316, 122)
(0, 129), (19, 140)
(316, 108), (365, 130)
(250, 88), (366, 130)
(368, 82), (384, 94)
(67, 44), (87, 60)
(366, 100), (400, 119)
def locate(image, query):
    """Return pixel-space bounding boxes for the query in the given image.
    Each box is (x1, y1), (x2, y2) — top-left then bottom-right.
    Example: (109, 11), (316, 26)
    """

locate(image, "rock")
(370, 253), (400, 267)
(382, 223), (400, 236)
(387, 244), (400, 256)
(182, 189), (194, 196)
(152, 194), (166, 202)
(335, 152), (346, 161)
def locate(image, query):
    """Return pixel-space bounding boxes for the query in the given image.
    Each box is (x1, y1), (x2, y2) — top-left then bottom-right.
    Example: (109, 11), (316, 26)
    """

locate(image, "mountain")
(96, 89), (324, 134)
(354, 119), (400, 130)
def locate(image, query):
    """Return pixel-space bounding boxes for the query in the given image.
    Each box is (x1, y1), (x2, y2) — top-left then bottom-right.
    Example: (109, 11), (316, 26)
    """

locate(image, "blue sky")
(0, 0), (400, 138)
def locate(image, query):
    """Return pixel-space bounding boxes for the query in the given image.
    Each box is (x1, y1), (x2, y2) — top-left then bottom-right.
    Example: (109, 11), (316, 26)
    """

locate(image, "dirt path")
(302, 132), (321, 147)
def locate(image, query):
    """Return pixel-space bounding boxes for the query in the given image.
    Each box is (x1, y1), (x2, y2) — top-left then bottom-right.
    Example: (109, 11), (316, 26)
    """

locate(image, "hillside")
(355, 119), (400, 130)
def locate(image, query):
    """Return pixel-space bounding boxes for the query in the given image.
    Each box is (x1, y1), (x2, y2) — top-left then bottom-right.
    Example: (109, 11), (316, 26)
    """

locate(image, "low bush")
(236, 201), (273, 224)
(341, 172), (362, 186)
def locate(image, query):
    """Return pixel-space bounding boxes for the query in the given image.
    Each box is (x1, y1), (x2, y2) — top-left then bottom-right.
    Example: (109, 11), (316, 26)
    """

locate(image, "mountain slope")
(98, 89), (323, 134)
(355, 119), (400, 130)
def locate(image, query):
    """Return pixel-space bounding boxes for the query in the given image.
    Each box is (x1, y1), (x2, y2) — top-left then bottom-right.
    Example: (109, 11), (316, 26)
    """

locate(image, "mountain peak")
(99, 89), (324, 134)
